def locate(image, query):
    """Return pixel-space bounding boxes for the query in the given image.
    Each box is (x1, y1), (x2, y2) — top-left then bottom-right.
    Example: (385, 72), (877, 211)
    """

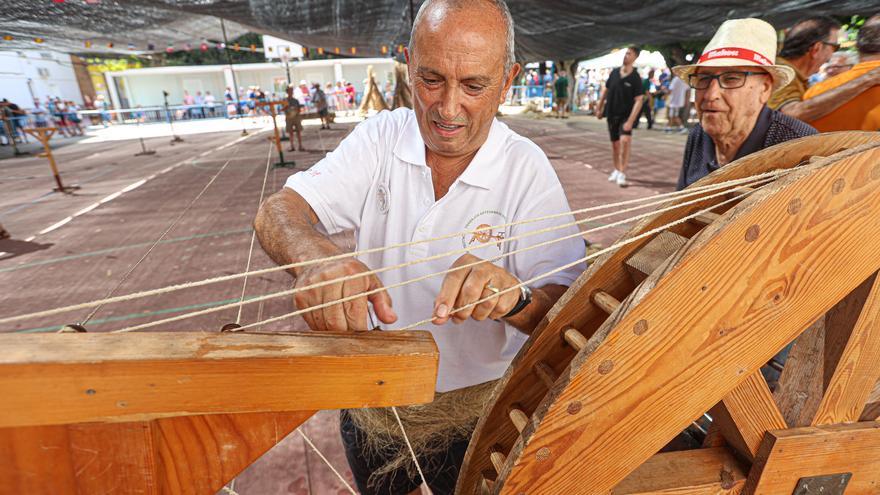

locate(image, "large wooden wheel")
(458, 132), (880, 494)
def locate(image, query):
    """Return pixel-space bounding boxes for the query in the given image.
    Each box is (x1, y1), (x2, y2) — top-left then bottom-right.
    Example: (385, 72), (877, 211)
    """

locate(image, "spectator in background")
(635, 69), (654, 129)
(32, 99), (49, 128)
(597, 46), (645, 188)
(284, 84), (304, 152)
(182, 90), (195, 119)
(345, 81), (356, 107)
(769, 16), (880, 122)
(817, 51), (856, 81)
(554, 68), (570, 118)
(194, 91), (205, 118)
(674, 18), (816, 190)
(95, 94), (111, 127)
(204, 91), (216, 117)
(803, 15), (880, 131)
(334, 81), (349, 114)
(312, 82), (331, 130)
(665, 74), (689, 133)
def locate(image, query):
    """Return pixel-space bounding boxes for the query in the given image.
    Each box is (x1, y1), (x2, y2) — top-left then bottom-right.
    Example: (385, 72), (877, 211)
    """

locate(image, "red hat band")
(698, 47), (772, 66)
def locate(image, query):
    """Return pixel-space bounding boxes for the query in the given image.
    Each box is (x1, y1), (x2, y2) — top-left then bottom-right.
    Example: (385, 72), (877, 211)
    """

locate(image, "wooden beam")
(742, 421), (880, 494)
(711, 371), (787, 461)
(813, 272), (880, 425)
(623, 231), (688, 285)
(612, 447), (747, 494)
(773, 317), (826, 428)
(0, 411), (312, 495)
(0, 331), (438, 427)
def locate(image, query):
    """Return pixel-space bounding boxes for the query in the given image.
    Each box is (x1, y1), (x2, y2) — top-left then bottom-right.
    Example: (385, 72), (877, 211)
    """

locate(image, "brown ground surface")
(0, 113), (686, 494)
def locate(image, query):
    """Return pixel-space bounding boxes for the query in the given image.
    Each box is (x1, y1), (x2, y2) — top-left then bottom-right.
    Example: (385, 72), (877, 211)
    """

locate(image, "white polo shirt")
(285, 108), (584, 392)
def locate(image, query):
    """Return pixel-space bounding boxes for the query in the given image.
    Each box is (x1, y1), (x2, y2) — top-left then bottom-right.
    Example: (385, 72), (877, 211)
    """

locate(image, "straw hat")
(672, 18), (794, 90)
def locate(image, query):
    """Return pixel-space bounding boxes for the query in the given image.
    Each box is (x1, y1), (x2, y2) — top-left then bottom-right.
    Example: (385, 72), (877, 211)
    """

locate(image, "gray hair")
(409, 0), (516, 74)
(828, 51), (857, 65)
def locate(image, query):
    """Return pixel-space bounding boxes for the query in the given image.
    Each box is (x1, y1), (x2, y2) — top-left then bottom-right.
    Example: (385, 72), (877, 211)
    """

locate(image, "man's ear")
(500, 63), (522, 103)
(759, 76), (774, 104)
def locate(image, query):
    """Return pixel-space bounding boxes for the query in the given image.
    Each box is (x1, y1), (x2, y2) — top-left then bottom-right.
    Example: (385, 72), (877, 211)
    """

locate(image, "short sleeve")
(506, 177), (585, 288)
(284, 113), (387, 234)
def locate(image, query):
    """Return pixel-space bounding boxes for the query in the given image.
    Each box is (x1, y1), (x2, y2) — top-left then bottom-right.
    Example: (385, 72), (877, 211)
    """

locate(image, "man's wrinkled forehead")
(411, 2), (507, 71)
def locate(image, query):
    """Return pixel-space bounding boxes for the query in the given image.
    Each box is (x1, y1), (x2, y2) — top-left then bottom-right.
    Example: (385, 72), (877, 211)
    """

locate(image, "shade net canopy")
(1, 0), (875, 60)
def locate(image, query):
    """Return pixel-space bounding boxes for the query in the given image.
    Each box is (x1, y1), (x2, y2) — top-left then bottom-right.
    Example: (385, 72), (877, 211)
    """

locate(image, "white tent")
(578, 49), (667, 71)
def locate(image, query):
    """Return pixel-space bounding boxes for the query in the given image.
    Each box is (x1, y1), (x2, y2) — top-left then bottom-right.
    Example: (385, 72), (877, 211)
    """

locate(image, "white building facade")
(0, 50), (84, 108)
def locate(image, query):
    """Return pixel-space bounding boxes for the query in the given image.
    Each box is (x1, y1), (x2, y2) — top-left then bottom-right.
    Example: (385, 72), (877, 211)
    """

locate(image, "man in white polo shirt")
(254, 0), (583, 493)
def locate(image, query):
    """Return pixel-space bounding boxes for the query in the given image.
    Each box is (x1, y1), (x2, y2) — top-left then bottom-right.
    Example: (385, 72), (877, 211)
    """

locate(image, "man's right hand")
(293, 258), (397, 331)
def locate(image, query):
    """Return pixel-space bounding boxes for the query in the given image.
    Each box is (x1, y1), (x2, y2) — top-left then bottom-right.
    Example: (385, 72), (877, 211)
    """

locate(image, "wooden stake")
(591, 290), (621, 314)
(508, 405), (529, 433)
(690, 211), (721, 226)
(490, 448), (507, 473)
(563, 327), (588, 352)
(23, 127), (78, 193)
(533, 361), (557, 388)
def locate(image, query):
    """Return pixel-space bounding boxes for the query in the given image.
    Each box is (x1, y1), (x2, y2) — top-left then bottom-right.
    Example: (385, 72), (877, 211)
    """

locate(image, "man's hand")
(294, 259), (397, 331)
(622, 120), (633, 132)
(432, 254), (521, 325)
(596, 108), (604, 120)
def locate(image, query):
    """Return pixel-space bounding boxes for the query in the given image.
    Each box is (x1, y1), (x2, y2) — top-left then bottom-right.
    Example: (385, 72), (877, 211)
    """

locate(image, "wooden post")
(259, 100), (296, 168)
(23, 127), (79, 193)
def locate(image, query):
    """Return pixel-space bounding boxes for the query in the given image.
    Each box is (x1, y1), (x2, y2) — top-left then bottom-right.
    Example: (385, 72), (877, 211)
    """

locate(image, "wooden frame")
(0, 330), (438, 494)
(459, 132), (880, 494)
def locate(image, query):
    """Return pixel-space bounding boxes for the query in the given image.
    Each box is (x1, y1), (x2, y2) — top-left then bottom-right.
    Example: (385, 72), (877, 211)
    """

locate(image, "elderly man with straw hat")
(674, 18), (817, 190)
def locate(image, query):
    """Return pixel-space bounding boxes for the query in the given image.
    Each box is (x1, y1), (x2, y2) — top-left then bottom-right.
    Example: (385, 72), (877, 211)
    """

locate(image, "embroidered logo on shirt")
(461, 210), (508, 250)
(376, 183), (390, 214)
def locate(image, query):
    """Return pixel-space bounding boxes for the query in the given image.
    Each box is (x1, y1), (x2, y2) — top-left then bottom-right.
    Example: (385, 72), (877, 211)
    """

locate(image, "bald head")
(409, 0), (515, 73)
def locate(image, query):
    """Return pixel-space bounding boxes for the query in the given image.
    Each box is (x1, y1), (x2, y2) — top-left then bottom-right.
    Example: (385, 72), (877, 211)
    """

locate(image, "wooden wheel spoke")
(813, 272), (880, 425)
(711, 371), (786, 461)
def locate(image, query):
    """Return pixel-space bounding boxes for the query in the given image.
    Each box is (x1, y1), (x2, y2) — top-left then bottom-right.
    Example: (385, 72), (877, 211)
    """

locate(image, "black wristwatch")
(504, 284), (532, 319)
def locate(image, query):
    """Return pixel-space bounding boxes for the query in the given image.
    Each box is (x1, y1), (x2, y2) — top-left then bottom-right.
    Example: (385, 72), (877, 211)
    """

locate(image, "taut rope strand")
(230, 178), (773, 333)
(1, 171), (778, 328)
(392, 405), (434, 495)
(297, 428), (358, 494)
(79, 139), (245, 325)
(236, 143), (274, 324)
(111, 174), (780, 333)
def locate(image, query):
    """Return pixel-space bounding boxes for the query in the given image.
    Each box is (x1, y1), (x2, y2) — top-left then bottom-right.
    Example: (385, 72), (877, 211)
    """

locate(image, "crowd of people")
(0, 96), (85, 146)
(213, 80), (361, 119)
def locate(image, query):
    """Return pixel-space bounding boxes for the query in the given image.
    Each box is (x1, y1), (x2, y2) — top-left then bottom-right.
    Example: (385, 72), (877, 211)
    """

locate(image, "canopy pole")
(221, 18), (248, 136)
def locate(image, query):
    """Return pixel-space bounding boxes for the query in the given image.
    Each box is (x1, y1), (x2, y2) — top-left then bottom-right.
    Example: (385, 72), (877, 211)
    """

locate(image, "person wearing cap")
(802, 15), (880, 132)
(768, 16), (880, 122)
(674, 18), (817, 190)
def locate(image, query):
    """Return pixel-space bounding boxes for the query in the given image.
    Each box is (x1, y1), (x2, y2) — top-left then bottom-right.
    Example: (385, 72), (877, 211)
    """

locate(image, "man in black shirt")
(597, 46), (645, 187)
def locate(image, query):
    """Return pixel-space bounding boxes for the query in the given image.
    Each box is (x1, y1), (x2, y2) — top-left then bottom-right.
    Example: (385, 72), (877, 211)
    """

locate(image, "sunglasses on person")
(687, 71), (770, 90)
(822, 41), (842, 51)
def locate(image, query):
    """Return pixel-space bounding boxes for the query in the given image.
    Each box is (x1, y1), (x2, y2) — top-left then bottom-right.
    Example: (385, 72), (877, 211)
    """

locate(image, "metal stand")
(162, 91), (184, 144)
(221, 19), (248, 137)
(23, 127), (80, 194)
(134, 119), (156, 156)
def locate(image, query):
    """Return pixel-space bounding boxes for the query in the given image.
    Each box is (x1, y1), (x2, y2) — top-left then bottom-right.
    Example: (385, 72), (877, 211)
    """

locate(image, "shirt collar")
(392, 111), (507, 190)
(777, 57), (808, 84)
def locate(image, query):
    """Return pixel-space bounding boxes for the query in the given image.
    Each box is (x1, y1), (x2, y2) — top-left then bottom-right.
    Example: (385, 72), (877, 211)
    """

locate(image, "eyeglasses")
(822, 41), (842, 51)
(687, 71), (769, 90)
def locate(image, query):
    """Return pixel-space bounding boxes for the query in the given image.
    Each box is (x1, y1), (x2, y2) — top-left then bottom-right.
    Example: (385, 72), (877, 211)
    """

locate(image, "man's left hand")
(622, 121), (633, 132)
(433, 254), (521, 325)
